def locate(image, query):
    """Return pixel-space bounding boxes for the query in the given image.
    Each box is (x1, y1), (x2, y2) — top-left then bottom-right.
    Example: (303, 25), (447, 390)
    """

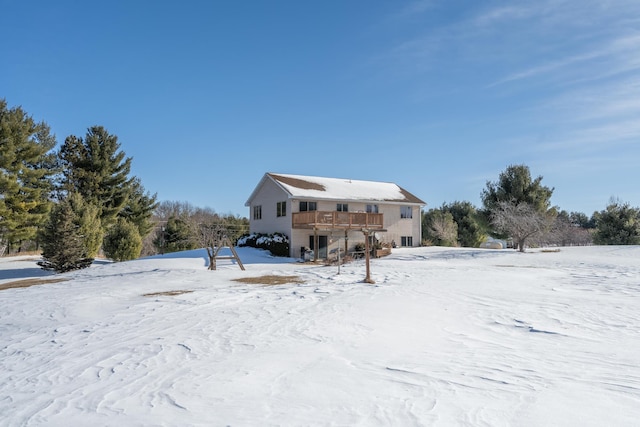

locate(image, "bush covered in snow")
(237, 232), (290, 257)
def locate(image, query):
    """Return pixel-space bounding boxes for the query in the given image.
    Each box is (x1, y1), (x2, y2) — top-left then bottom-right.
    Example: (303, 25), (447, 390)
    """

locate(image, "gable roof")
(245, 173), (425, 206)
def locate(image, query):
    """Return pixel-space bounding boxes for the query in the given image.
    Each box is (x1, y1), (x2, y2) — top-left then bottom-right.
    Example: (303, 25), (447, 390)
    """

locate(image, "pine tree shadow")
(0, 267), (54, 281)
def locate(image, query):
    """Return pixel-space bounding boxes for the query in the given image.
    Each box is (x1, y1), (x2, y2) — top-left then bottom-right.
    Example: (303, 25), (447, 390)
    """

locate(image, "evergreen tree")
(443, 201), (486, 247)
(481, 164), (556, 244)
(67, 193), (103, 257)
(103, 218), (143, 261)
(154, 215), (197, 254)
(569, 211), (596, 229)
(58, 126), (134, 228)
(58, 126), (157, 257)
(481, 164), (554, 213)
(220, 213), (250, 244)
(119, 177), (158, 238)
(593, 199), (640, 245)
(0, 99), (57, 252)
(38, 194), (100, 272)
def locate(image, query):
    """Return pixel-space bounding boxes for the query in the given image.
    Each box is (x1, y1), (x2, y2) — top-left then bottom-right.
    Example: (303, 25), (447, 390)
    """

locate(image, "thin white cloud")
(489, 33), (640, 88)
(383, 0), (640, 83)
(550, 76), (640, 121)
(486, 51), (603, 88)
(527, 116), (640, 156)
(473, 5), (534, 27)
(379, 3), (640, 149)
(396, 0), (437, 17)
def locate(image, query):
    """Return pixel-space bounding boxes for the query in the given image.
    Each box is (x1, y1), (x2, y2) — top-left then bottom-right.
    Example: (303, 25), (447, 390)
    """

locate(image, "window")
(337, 203), (348, 212)
(366, 204), (379, 214)
(277, 201), (287, 217)
(401, 236), (413, 247)
(299, 201), (317, 212)
(253, 205), (262, 220)
(400, 206), (413, 219)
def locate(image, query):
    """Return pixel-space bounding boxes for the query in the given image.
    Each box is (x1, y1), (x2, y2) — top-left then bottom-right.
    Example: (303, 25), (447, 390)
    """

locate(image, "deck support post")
(313, 228), (319, 262)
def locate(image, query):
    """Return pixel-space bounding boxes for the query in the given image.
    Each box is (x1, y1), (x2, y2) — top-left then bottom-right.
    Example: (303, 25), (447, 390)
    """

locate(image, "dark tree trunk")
(517, 238), (526, 252)
(206, 247), (216, 270)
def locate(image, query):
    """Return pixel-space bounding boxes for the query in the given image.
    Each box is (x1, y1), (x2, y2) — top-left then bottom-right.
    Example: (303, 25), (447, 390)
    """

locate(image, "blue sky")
(3, 0), (639, 216)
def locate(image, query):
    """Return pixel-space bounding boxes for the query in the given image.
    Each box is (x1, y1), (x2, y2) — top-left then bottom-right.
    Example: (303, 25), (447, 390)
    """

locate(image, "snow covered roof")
(246, 173), (425, 205)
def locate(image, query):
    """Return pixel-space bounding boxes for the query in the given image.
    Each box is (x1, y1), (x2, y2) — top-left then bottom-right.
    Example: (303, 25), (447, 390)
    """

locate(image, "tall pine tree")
(481, 164), (554, 213)
(59, 126), (134, 228)
(58, 125), (156, 238)
(0, 99), (57, 252)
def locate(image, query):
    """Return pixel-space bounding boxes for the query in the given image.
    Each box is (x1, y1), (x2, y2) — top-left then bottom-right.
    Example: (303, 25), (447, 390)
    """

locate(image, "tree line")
(3, 99), (637, 269)
(1, 98), (250, 272)
(148, 200), (249, 259)
(0, 99), (160, 270)
(422, 164), (640, 251)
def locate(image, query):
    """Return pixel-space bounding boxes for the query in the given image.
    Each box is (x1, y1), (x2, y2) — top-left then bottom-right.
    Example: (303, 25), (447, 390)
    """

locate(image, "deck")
(292, 211), (384, 230)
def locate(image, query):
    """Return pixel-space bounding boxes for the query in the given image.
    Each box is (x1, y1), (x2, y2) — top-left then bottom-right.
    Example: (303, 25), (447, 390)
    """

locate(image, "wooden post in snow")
(362, 229), (375, 284)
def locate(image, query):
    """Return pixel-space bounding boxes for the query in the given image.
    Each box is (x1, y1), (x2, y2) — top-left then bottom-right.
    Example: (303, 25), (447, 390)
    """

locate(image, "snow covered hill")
(1, 246), (639, 426)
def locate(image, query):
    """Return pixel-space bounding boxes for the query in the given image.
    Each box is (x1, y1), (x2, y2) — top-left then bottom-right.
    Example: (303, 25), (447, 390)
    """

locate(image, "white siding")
(248, 178), (291, 236)
(381, 204), (421, 247)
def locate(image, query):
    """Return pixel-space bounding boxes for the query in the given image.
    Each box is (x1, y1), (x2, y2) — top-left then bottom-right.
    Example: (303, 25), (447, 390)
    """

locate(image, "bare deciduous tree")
(491, 201), (552, 252)
(1, 236), (8, 257)
(154, 201), (197, 222)
(195, 222), (228, 270)
(427, 211), (458, 246)
(188, 208), (246, 270)
(184, 207), (223, 269)
(539, 215), (593, 247)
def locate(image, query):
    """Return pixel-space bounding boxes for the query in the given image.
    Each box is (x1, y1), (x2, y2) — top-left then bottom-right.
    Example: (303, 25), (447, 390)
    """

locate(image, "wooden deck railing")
(292, 211), (384, 229)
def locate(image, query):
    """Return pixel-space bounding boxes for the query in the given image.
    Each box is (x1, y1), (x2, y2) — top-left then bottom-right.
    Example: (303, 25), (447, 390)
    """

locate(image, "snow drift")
(1, 246), (639, 426)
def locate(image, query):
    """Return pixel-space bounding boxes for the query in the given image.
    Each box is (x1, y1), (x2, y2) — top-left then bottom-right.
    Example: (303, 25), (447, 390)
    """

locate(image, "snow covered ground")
(1, 246), (639, 426)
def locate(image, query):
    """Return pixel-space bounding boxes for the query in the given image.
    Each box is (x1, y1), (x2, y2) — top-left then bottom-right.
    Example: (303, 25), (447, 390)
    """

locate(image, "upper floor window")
(277, 201), (287, 217)
(400, 206), (413, 219)
(299, 201), (317, 212)
(337, 203), (348, 212)
(366, 204), (379, 214)
(253, 205), (262, 220)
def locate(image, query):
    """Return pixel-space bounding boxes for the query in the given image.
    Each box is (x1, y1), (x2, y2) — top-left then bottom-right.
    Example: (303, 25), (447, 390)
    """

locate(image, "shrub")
(237, 232), (290, 257)
(103, 218), (143, 261)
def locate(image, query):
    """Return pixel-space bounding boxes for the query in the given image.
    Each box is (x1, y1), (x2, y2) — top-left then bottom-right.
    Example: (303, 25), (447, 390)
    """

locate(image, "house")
(245, 173), (426, 259)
